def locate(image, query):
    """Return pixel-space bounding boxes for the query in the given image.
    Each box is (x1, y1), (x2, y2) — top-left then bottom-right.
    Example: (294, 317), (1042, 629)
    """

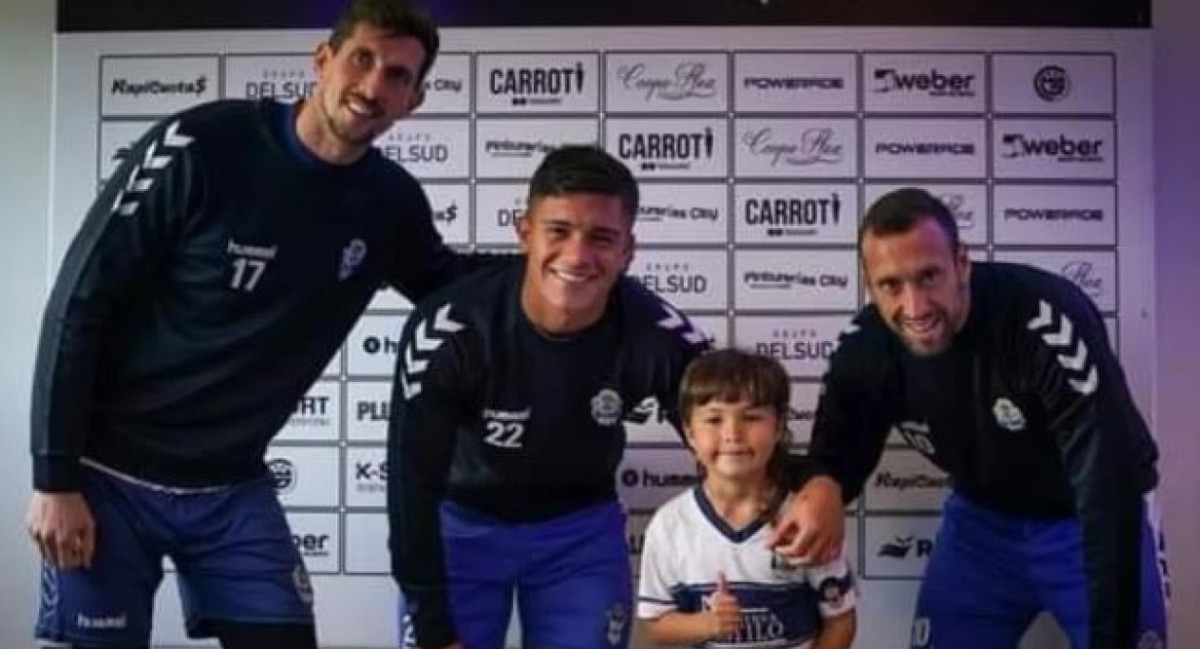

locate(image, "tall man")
(792, 188), (1167, 649)
(26, 1), (501, 647)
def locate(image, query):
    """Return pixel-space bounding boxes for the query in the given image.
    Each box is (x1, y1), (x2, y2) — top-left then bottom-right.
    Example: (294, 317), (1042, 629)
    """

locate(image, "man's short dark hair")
(328, 0), (440, 83)
(859, 187), (960, 253)
(527, 145), (639, 222)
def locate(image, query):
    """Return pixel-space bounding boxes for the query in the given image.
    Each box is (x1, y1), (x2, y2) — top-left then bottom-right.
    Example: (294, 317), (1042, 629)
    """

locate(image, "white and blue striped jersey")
(638, 487), (856, 649)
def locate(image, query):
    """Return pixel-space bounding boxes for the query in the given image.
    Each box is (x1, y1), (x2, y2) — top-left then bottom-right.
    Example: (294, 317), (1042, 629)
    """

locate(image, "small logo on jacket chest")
(992, 397), (1027, 432)
(339, 238), (368, 280)
(591, 388), (623, 426)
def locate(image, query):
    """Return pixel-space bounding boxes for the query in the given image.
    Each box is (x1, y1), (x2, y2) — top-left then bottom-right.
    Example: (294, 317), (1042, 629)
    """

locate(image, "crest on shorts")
(292, 563), (314, 605)
(338, 238), (368, 280)
(605, 601), (627, 646)
(992, 397), (1027, 432)
(1138, 631), (1164, 649)
(591, 388), (623, 427)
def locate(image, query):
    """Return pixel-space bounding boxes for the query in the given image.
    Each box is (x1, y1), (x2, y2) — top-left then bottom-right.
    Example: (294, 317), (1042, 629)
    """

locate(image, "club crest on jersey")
(605, 601), (627, 646)
(992, 397), (1027, 432)
(591, 388), (623, 426)
(338, 238), (368, 280)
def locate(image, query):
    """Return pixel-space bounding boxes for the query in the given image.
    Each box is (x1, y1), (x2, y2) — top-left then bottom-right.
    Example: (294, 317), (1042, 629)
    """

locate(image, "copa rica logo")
(268, 458), (297, 494)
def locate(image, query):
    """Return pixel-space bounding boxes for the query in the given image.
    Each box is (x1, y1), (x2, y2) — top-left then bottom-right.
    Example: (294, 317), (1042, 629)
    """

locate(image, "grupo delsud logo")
(1034, 64), (1071, 102)
(268, 457), (297, 494)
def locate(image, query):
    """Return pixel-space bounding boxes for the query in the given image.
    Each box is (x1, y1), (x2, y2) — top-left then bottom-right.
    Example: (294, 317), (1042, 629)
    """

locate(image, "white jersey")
(637, 487), (856, 649)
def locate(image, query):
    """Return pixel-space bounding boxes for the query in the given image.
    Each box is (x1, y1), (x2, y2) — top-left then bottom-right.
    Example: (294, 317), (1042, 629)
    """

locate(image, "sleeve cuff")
(33, 455), (83, 492)
(407, 588), (457, 648)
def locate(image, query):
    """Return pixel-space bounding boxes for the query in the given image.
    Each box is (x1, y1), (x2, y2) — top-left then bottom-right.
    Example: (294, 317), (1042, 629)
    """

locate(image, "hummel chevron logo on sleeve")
(111, 121), (194, 218)
(1026, 300), (1098, 395)
(655, 303), (707, 345)
(400, 304), (465, 400)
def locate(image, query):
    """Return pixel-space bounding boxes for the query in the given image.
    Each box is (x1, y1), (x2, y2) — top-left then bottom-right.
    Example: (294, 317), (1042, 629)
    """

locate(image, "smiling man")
(791, 188), (1167, 649)
(387, 145), (713, 649)
(27, 2), (501, 648)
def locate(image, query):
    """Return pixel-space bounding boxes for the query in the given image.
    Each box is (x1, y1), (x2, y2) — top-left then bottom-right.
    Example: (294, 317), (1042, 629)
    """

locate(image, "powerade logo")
(1003, 208), (1103, 222)
(111, 76), (208, 97)
(617, 61), (717, 101)
(490, 63), (585, 106)
(268, 458), (297, 494)
(873, 142), (976, 156)
(743, 76), (843, 91)
(877, 536), (934, 559)
(872, 68), (975, 97)
(1001, 134), (1104, 163)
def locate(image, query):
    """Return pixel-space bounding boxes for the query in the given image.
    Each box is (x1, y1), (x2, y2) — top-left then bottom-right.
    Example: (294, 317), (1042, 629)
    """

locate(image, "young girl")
(637, 348), (857, 649)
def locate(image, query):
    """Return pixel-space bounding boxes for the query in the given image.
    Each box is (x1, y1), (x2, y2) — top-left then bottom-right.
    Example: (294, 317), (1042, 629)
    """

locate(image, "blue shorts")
(910, 492), (1168, 649)
(35, 463), (314, 647)
(399, 499), (632, 649)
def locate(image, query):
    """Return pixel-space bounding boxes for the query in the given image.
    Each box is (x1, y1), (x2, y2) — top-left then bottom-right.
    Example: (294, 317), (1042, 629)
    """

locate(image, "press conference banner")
(50, 18), (1153, 649)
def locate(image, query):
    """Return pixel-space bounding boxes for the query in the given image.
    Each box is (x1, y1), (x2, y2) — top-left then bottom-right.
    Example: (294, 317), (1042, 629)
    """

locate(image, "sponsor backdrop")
(51, 21), (1152, 649)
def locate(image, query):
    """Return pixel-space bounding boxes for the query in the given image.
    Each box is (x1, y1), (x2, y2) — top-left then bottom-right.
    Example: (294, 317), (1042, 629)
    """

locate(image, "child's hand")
(707, 572), (742, 639)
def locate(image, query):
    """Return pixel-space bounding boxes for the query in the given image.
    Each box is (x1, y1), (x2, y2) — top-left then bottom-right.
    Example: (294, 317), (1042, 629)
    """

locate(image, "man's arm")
(386, 180), (514, 302)
(28, 117), (200, 567)
(31, 117), (200, 492)
(772, 322), (894, 561)
(1020, 292), (1152, 649)
(387, 303), (471, 649)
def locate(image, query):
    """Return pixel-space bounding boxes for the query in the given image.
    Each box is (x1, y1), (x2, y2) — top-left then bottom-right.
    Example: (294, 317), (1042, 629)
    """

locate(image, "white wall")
(1152, 0), (1200, 647)
(0, 2), (1195, 648)
(0, 0), (54, 646)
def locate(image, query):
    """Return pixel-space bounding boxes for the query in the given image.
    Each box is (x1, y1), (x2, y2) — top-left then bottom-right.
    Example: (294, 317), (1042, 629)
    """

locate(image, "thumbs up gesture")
(707, 572), (742, 639)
